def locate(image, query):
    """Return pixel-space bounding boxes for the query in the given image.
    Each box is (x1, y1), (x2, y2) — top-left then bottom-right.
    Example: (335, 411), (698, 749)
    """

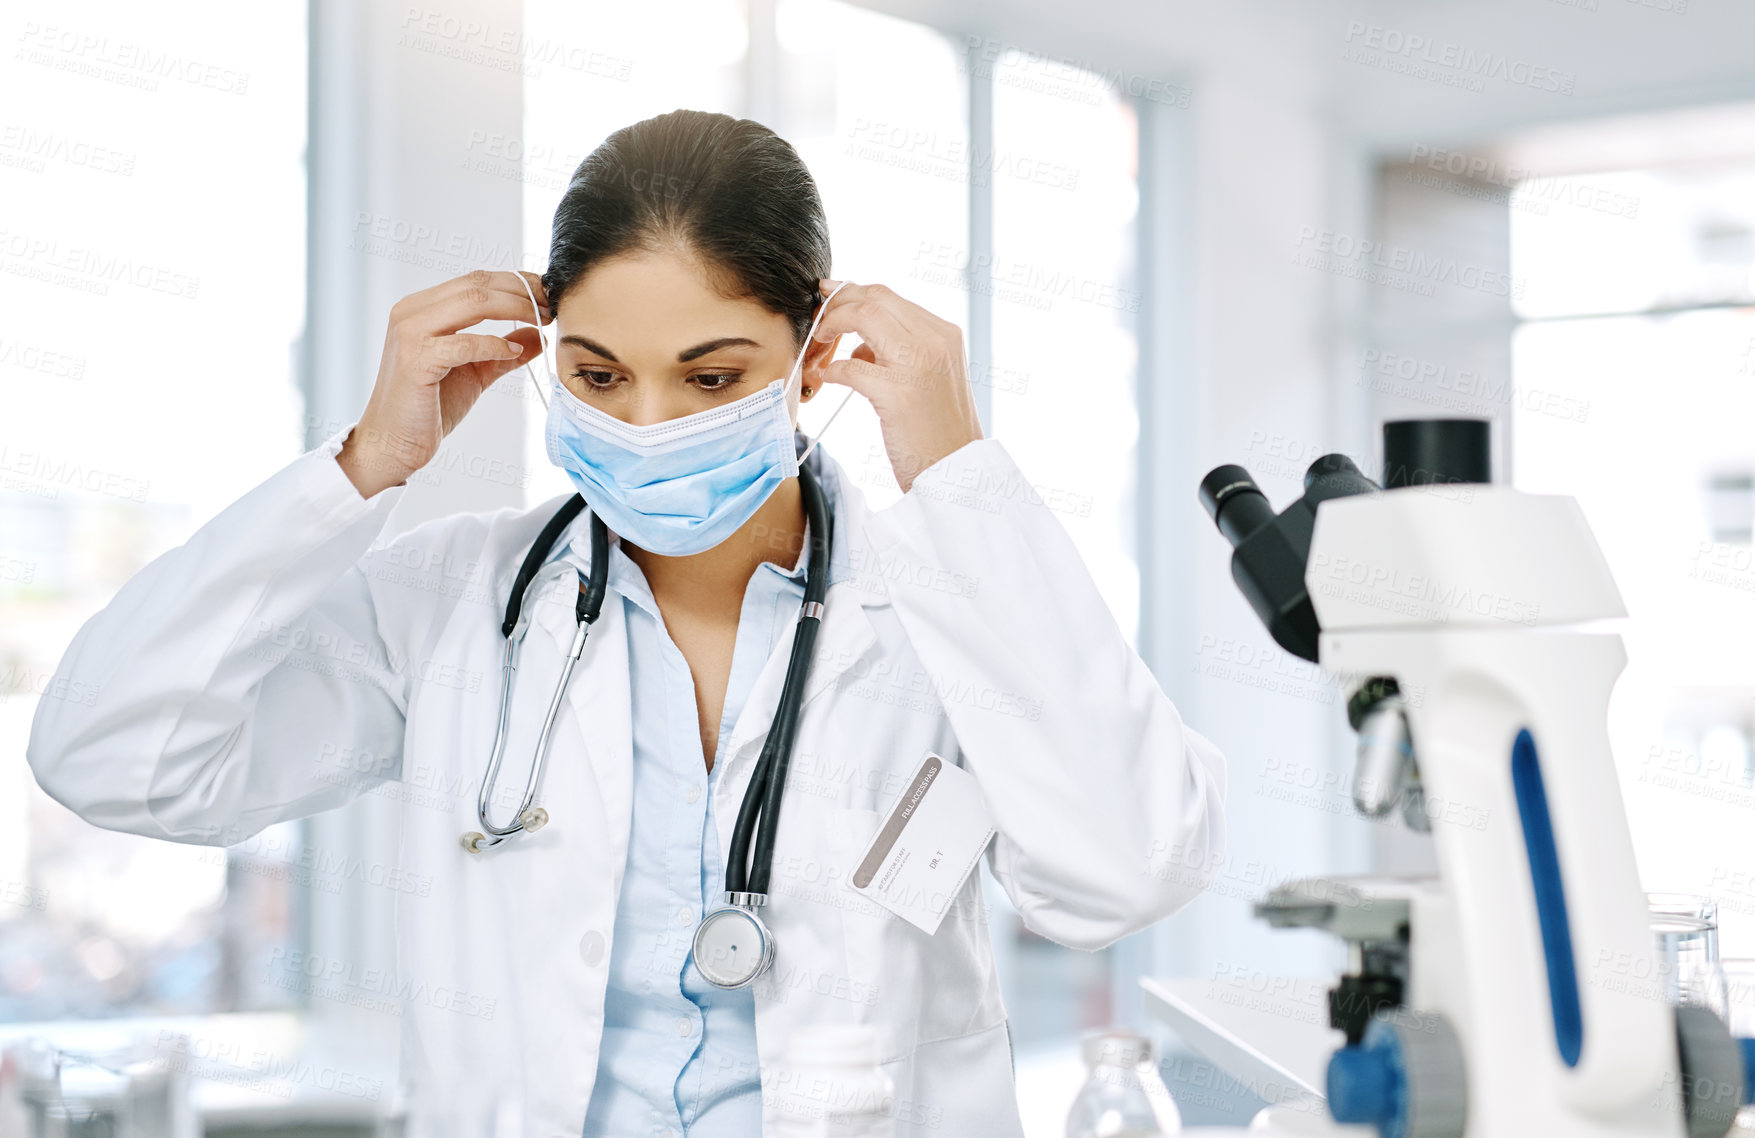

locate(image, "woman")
(27, 109), (1226, 1137)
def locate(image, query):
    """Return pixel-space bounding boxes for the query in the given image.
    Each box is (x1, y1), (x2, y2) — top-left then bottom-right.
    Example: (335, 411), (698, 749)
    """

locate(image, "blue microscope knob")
(1327, 1010), (1466, 1138)
(1327, 1043), (1396, 1126)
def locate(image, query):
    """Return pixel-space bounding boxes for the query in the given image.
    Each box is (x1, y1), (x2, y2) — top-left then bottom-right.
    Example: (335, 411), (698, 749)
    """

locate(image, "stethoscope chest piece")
(692, 893), (776, 989)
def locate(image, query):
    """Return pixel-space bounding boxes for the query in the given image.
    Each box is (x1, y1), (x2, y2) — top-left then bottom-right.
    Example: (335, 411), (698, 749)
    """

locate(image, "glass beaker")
(1649, 893), (1721, 960)
(1650, 892), (1729, 1017)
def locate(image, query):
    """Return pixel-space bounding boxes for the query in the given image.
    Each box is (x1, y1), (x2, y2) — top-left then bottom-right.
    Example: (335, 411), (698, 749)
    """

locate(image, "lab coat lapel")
(711, 581), (879, 871)
(711, 447), (895, 850)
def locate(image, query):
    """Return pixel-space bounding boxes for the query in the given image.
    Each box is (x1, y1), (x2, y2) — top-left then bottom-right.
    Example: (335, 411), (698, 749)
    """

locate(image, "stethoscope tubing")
(462, 461), (830, 879)
(724, 463), (831, 896)
(463, 495), (607, 851)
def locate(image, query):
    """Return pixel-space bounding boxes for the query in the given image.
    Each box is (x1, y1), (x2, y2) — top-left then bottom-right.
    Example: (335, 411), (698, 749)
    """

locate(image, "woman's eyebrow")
(557, 334), (619, 361)
(557, 334), (761, 364)
(678, 336), (760, 362)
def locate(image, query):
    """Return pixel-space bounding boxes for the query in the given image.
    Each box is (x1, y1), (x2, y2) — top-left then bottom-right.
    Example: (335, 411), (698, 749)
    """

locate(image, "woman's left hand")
(807, 279), (984, 494)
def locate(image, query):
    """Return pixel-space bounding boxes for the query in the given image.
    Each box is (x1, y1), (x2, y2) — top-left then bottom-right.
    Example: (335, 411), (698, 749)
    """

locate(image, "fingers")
(503, 323), (546, 353)
(417, 332), (528, 379)
(815, 281), (918, 336)
(809, 284), (917, 368)
(480, 325), (548, 385)
(815, 352), (887, 401)
(405, 269), (550, 318)
(810, 288), (968, 411)
(471, 268), (549, 312)
(504, 270), (550, 312)
(420, 285), (551, 338)
(396, 270), (552, 337)
(497, 270), (553, 326)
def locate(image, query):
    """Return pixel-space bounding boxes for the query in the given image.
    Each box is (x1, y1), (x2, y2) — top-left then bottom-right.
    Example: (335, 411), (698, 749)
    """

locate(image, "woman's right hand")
(337, 269), (551, 499)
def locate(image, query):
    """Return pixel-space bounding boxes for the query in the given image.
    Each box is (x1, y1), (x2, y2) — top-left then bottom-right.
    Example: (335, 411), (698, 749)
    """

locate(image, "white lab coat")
(27, 423), (1227, 1137)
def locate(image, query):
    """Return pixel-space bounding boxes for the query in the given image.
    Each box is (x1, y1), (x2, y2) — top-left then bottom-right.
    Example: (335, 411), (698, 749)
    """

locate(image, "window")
(986, 55), (1143, 1051)
(1508, 140), (1755, 949)
(1, 2), (310, 1019)
(989, 57), (1142, 644)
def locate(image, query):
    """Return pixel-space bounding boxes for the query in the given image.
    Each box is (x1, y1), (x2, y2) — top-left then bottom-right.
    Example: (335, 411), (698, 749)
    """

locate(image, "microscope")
(1199, 419), (1755, 1138)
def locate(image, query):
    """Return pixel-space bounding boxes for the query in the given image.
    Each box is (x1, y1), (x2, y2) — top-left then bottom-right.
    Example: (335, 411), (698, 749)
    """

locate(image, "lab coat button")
(579, 930), (606, 967)
(687, 784), (702, 804)
(676, 1017), (693, 1037)
(677, 907), (692, 926)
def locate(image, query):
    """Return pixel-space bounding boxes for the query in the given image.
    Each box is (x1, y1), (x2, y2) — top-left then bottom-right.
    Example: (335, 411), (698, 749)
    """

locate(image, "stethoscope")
(459, 460), (833, 991)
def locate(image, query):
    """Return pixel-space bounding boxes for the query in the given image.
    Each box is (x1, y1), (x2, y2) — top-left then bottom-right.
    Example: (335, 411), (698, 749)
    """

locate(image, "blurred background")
(6, 0), (1755, 1132)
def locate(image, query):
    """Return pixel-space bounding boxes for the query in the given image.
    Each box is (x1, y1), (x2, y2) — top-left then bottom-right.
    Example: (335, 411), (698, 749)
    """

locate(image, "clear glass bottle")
(1065, 1029), (1181, 1138)
(6, 1033), (197, 1138)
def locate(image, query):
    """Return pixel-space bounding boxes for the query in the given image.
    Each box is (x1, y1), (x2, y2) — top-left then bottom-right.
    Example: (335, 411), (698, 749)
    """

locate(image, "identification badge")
(849, 752), (995, 935)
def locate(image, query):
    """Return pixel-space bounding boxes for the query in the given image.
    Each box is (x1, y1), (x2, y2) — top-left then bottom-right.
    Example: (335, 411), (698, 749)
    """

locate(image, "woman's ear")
(799, 332), (843, 400)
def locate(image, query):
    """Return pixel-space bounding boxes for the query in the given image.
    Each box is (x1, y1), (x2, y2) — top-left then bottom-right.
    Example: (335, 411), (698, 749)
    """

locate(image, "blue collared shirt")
(583, 452), (847, 1137)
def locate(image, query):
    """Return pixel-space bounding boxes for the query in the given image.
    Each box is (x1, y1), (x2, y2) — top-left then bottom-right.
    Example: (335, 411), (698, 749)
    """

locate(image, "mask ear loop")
(794, 280), (853, 466)
(513, 272), (552, 411)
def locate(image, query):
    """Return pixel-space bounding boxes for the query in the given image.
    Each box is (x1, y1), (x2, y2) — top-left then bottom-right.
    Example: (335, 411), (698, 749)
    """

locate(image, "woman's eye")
(571, 368), (618, 389)
(692, 372), (741, 392)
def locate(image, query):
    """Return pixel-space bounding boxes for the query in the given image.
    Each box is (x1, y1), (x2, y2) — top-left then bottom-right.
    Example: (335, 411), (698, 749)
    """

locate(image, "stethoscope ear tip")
(460, 808), (547, 853)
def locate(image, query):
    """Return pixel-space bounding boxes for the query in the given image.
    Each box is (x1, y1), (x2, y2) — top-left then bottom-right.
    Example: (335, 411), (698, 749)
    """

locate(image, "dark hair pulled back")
(541, 109), (832, 349)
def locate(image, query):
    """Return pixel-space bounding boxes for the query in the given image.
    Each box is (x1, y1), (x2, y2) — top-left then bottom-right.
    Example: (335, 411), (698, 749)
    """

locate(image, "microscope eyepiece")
(1197, 454), (1381, 664)
(1200, 464), (1277, 548)
(1303, 454), (1381, 504)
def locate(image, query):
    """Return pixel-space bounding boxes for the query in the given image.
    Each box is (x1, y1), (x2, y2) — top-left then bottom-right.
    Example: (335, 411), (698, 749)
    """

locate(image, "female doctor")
(26, 109), (1226, 1137)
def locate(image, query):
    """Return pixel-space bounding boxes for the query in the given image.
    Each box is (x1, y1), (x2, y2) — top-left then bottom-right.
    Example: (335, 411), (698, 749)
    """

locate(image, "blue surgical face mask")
(514, 276), (850, 557)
